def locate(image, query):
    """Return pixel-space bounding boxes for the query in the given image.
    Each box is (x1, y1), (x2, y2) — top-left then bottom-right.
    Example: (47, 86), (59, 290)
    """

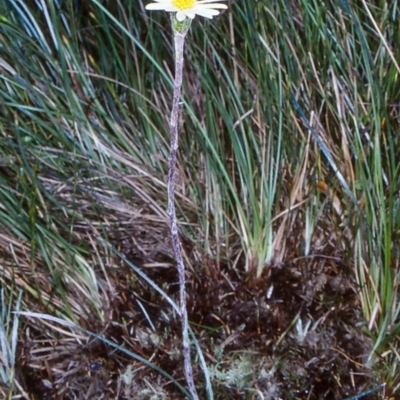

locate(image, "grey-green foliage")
(0, 290), (22, 387)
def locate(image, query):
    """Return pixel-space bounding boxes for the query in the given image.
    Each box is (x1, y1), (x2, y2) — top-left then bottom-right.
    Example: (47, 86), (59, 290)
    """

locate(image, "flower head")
(145, 0), (228, 21)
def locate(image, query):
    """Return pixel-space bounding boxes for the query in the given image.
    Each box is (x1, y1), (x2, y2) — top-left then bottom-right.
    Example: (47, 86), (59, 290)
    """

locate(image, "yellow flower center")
(172, 0), (196, 10)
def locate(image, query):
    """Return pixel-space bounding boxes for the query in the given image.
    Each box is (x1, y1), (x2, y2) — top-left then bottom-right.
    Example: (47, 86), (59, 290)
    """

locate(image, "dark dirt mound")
(18, 242), (379, 400)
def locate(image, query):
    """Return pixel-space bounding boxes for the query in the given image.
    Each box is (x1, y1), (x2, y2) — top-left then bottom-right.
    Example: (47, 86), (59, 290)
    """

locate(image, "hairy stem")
(167, 29), (199, 400)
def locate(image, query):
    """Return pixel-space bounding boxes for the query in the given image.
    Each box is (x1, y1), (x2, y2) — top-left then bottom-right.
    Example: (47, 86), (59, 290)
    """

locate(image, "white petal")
(145, 3), (166, 9)
(183, 11), (196, 19)
(146, 3), (169, 9)
(176, 11), (188, 21)
(196, 3), (228, 9)
(193, 8), (220, 18)
(145, 0), (173, 8)
(197, 0), (227, 3)
(197, 0), (227, 5)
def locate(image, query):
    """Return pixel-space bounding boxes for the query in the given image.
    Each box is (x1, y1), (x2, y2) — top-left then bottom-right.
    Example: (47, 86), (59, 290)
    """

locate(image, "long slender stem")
(167, 30), (199, 400)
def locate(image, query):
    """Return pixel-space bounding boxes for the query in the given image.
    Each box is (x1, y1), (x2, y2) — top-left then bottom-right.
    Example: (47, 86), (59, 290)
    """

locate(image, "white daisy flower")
(145, 0), (228, 21)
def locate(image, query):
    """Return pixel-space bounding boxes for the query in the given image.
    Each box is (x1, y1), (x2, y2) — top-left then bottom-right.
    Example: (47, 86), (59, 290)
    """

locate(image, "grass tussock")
(0, 0), (399, 399)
